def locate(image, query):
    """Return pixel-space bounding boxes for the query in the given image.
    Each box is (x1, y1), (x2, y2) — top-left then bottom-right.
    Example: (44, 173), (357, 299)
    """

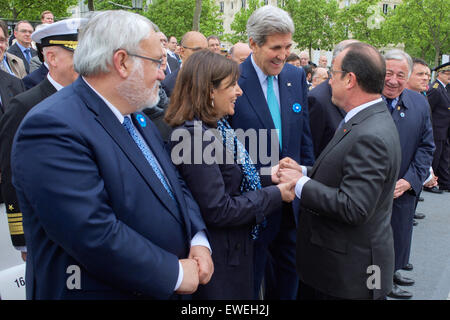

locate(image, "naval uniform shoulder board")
(433, 82), (439, 89)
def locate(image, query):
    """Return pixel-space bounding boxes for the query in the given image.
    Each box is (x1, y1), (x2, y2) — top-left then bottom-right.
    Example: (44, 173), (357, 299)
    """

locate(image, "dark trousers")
(253, 203), (298, 300)
(433, 138), (450, 188)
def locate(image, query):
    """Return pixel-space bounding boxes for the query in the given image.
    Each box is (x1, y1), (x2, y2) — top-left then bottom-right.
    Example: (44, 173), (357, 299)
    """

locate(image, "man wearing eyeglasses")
(7, 21), (37, 74)
(10, 11), (212, 300)
(382, 49), (434, 299)
(161, 31), (207, 97)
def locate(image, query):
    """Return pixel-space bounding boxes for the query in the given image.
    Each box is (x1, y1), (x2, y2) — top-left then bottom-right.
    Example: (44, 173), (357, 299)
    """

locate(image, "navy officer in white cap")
(0, 18), (87, 261)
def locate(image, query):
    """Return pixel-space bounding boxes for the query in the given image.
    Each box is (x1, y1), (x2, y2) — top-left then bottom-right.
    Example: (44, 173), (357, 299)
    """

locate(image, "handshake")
(271, 157), (305, 203)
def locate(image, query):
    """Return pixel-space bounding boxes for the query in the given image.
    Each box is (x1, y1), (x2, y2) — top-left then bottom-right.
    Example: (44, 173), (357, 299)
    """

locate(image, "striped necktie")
(123, 116), (175, 201)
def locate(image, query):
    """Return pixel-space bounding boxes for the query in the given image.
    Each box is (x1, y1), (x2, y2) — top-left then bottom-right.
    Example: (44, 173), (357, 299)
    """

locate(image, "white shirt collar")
(46, 73), (64, 91)
(82, 76), (125, 124)
(344, 98), (383, 123)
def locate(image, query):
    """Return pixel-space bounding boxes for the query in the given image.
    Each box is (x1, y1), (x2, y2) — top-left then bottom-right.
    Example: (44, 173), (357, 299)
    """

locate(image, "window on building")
(220, 1), (224, 13)
(231, 1), (233, 10)
(383, 4), (389, 14)
(242, 0), (246, 9)
(264, 0), (268, 5)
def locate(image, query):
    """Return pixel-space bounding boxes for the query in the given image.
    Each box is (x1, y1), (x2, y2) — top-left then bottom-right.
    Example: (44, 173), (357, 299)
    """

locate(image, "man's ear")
(249, 38), (258, 52)
(113, 49), (132, 79)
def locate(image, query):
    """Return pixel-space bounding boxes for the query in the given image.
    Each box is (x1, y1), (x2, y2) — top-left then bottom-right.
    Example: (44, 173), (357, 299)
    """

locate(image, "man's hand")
(276, 179), (297, 202)
(176, 259), (199, 294)
(278, 168), (303, 185)
(21, 252), (27, 262)
(394, 179), (411, 198)
(189, 245), (214, 285)
(424, 173), (438, 188)
(271, 164), (280, 184)
(279, 157), (302, 172)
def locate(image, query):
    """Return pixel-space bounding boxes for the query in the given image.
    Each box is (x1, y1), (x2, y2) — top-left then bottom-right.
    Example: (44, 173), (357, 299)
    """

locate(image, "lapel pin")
(397, 106), (400, 110)
(292, 103), (302, 113)
(136, 114), (147, 127)
(287, 82), (292, 87)
(400, 112), (405, 118)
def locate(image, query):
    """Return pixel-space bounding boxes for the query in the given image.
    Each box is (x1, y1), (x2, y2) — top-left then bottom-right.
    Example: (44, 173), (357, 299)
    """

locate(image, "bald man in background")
(161, 31), (207, 97)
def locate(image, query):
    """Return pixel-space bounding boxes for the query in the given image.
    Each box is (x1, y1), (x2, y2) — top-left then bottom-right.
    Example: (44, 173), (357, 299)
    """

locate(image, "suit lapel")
(310, 101), (385, 177)
(74, 78), (182, 222)
(239, 59), (276, 131)
(278, 69), (292, 155)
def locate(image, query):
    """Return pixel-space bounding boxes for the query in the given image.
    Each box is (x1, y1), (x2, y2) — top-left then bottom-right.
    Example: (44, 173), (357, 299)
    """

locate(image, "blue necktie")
(267, 76), (282, 148)
(123, 116), (175, 201)
(24, 48), (31, 63)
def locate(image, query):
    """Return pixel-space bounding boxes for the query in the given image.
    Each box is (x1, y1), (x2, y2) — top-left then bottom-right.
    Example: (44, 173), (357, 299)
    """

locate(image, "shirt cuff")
(190, 230), (212, 254)
(295, 176), (311, 200)
(14, 246), (27, 253)
(174, 231), (212, 291)
(174, 261), (183, 291)
(301, 165), (308, 176)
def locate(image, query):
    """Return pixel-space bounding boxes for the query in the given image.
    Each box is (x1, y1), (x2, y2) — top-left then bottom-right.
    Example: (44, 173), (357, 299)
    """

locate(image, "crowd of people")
(0, 5), (448, 300)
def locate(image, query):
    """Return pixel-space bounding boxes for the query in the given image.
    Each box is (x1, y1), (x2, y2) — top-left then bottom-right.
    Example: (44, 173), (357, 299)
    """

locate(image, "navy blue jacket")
(12, 77), (207, 299)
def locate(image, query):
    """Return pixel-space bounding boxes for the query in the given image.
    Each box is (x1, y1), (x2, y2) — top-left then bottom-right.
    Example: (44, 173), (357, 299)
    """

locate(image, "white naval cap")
(31, 18), (87, 51)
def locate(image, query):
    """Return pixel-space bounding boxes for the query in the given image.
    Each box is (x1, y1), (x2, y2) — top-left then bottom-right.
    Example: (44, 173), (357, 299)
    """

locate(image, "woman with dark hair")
(165, 50), (295, 299)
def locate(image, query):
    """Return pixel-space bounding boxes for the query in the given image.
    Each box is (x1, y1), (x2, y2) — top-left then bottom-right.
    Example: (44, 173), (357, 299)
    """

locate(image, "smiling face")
(383, 59), (409, 99)
(212, 75), (243, 118)
(250, 33), (292, 76)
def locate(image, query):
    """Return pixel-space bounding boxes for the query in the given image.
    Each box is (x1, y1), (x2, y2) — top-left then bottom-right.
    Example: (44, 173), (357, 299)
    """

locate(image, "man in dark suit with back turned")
(10, 11), (212, 299)
(7, 21), (37, 74)
(0, 18), (85, 261)
(231, 5), (315, 300)
(307, 40), (359, 158)
(278, 42), (401, 300)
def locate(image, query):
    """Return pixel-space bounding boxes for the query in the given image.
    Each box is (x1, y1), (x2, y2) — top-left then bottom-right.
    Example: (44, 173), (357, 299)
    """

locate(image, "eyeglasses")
(127, 52), (163, 70)
(329, 69), (347, 78)
(18, 30), (33, 34)
(182, 45), (203, 52)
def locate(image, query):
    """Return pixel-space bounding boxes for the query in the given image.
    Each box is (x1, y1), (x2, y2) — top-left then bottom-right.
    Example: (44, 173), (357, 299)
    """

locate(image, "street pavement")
(0, 189), (449, 300)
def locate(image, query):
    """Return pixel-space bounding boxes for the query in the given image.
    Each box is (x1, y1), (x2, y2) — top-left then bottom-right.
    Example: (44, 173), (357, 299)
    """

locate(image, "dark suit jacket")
(166, 54), (180, 76)
(7, 43), (37, 74)
(161, 68), (179, 98)
(0, 78), (56, 248)
(427, 80), (450, 140)
(11, 77), (207, 299)
(170, 120), (281, 299)
(307, 79), (346, 158)
(22, 63), (48, 90)
(0, 70), (25, 116)
(297, 101), (401, 299)
(389, 89), (435, 270)
(230, 56), (315, 226)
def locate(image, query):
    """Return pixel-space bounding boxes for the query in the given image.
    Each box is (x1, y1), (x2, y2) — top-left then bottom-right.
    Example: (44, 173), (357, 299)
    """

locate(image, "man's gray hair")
(246, 5), (294, 47)
(384, 49), (413, 78)
(74, 10), (158, 76)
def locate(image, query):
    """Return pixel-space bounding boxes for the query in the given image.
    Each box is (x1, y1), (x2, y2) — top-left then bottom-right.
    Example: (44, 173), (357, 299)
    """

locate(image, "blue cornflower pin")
(136, 114), (147, 127)
(292, 103), (302, 113)
(400, 112), (405, 118)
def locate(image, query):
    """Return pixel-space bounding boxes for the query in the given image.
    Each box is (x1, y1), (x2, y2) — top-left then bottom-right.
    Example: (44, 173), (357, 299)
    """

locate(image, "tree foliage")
(227, 0), (262, 44)
(145, 0), (223, 39)
(285, 0), (340, 56)
(0, 0), (77, 21)
(383, 0), (450, 67)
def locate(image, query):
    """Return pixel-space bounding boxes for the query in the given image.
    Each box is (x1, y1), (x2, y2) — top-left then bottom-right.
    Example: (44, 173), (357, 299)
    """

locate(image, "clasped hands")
(271, 157), (304, 203)
(176, 245), (214, 294)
